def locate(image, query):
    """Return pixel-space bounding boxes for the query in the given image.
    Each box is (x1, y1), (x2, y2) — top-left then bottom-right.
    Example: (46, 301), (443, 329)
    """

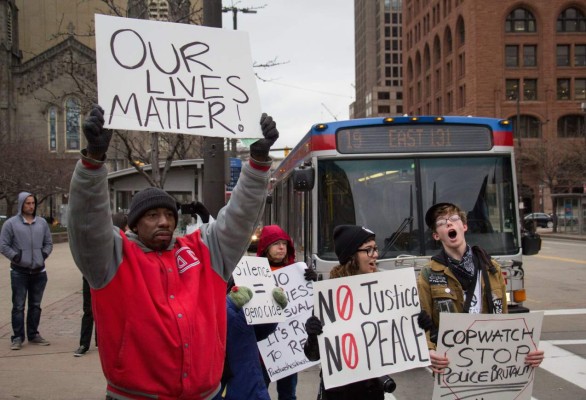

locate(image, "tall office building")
(351, 0), (404, 119)
(402, 1), (585, 213)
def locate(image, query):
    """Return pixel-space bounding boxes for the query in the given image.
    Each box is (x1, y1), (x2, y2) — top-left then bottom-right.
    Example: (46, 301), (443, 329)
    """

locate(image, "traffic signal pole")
(202, 0), (226, 218)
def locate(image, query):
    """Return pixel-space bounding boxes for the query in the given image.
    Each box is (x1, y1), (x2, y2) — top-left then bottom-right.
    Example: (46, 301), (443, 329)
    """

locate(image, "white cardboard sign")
(232, 256), (286, 324)
(258, 262), (320, 381)
(433, 312), (544, 400)
(313, 268), (430, 389)
(95, 14), (262, 138)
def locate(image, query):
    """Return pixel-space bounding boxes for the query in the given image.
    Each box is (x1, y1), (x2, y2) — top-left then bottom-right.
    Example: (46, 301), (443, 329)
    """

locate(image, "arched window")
(444, 26), (453, 55)
(456, 17), (465, 46)
(511, 115), (542, 139)
(415, 51), (422, 77)
(65, 98), (81, 151)
(149, 0), (169, 21)
(505, 8), (536, 33)
(433, 35), (441, 65)
(557, 115), (585, 138)
(424, 44), (431, 71)
(48, 107), (57, 152)
(557, 7), (586, 32)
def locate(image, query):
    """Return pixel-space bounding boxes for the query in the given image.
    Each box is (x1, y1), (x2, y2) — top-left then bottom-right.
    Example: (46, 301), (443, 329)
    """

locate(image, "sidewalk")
(0, 242), (321, 400)
(536, 227), (586, 241)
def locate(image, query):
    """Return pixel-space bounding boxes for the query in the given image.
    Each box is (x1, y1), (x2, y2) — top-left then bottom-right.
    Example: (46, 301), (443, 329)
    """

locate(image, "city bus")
(264, 115), (541, 313)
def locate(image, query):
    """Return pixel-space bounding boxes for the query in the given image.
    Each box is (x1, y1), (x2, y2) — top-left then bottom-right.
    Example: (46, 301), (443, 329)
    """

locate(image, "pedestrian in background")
(257, 225), (317, 400)
(0, 192), (53, 350)
(417, 202), (544, 373)
(67, 105), (278, 400)
(304, 225), (394, 400)
(74, 212), (128, 357)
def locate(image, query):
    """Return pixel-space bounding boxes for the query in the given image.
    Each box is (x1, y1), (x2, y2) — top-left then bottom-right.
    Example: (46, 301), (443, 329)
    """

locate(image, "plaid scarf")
(447, 245), (476, 290)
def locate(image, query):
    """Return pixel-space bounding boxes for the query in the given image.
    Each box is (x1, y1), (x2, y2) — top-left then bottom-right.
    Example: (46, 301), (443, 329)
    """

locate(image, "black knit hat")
(333, 225), (376, 264)
(127, 187), (178, 229)
(424, 202), (457, 229)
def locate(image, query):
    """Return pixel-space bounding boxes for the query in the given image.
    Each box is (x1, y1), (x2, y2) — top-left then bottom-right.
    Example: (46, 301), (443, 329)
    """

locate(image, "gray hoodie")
(0, 192), (53, 271)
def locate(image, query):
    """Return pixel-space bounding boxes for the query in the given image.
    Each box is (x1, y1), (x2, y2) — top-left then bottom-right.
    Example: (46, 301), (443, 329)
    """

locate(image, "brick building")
(401, 0), (586, 215)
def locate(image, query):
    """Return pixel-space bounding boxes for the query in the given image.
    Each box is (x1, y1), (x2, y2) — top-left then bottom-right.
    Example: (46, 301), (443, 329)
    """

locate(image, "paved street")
(0, 232), (583, 399)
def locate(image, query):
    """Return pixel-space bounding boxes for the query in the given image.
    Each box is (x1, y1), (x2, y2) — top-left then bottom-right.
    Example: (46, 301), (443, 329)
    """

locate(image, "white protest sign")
(232, 256), (286, 324)
(258, 262), (320, 381)
(433, 312), (543, 400)
(94, 14), (262, 138)
(313, 268), (429, 389)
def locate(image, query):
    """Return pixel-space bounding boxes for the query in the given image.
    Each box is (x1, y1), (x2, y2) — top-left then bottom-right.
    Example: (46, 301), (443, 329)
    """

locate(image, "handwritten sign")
(95, 14), (262, 138)
(232, 256), (286, 324)
(313, 268), (430, 389)
(433, 312), (544, 400)
(258, 263), (320, 381)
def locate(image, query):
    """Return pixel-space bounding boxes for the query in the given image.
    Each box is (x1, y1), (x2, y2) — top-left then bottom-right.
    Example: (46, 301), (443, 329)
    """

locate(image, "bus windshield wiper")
(379, 217), (414, 259)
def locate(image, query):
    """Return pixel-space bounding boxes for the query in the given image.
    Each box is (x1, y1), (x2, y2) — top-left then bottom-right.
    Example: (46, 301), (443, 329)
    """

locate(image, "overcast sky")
(222, 0), (356, 150)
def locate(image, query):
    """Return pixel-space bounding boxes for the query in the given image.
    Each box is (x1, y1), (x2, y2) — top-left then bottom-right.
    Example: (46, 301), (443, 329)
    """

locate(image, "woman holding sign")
(304, 225), (396, 400)
(257, 225), (317, 400)
(417, 203), (545, 374)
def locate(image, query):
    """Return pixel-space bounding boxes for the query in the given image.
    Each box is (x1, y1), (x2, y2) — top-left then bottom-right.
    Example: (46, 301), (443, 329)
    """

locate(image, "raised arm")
(67, 106), (118, 288)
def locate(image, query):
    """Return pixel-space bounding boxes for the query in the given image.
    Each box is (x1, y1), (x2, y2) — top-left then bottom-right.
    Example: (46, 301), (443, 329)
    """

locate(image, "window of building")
(456, 17), (465, 47)
(556, 7), (586, 32)
(48, 107), (57, 152)
(576, 78), (586, 100)
(557, 78), (571, 100)
(378, 92), (390, 100)
(557, 45), (570, 66)
(149, 0), (169, 21)
(424, 45), (431, 71)
(65, 98), (81, 151)
(378, 105), (391, 114)
(458, 85), (466, 108)
(505, 8), (536, 33)
(575, 45), (586, 66)
(445, 60), (453, 84)
(523, 79), (537, 100)
(7, 6), (13, 45)
(523, 45), (537, 67)
(506, 79), (520, 100)
(557, 115), (584, 138)
(505, 45), (519, 67)
(512, 115), (541, 139)
(444, 27), (453, 55)
(458, 52), (465, 77)
(434, 36), (441, 64)
(447, 91), (453, 112)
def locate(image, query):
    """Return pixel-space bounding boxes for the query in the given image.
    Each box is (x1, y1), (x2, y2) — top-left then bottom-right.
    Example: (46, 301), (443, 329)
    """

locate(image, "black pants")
(80, 277), (96, 347)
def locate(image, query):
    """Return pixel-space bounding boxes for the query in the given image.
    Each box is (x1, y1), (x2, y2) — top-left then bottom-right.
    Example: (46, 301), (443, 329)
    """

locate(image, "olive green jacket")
(417, 249), (508, 350)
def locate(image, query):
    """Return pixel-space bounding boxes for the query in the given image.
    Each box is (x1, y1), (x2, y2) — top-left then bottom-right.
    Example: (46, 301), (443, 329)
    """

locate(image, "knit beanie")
(333, 225), (376, 264)
(127, 187), (178, 229)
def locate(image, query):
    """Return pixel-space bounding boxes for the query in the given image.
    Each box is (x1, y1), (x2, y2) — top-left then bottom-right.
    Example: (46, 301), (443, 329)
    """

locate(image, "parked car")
(524, 212), (553, 228)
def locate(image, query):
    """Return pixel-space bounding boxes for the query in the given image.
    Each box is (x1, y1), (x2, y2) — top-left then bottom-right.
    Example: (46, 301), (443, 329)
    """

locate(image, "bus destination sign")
(336, 124), (493, 154)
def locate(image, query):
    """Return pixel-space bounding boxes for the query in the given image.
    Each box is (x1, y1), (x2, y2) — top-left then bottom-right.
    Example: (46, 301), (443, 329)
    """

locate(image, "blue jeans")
(10, 269), (48, 341)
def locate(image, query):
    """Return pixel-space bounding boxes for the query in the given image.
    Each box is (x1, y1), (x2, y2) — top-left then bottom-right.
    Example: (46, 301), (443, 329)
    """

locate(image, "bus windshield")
(317, 155), (519, 261)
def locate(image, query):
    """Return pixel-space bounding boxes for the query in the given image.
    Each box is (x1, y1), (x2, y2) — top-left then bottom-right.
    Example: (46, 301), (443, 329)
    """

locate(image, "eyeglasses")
(356, 247), (379, 257)
(435, 214), (461, 228)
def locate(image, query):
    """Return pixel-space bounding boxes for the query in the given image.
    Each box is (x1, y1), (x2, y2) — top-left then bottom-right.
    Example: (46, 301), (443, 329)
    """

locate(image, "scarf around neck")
(447, 245), (476, 289)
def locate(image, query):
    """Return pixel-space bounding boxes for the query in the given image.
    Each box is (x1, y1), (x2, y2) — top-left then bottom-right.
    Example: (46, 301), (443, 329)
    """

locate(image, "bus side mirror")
(522, 233), (541, 255)
(292, 165), (315, 192)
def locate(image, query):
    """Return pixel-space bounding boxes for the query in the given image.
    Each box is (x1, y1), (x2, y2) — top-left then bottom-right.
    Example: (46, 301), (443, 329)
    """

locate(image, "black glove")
(192, 201), (210, 223)
(250, 113), (279, 160)
(417, 310), (438, 345)
(305, 315), (323, 336)
(42, 252), (48, 260)
(83, 105), (112, 156)
(304, 268), (318, 282)
(12, 250), (22, 263)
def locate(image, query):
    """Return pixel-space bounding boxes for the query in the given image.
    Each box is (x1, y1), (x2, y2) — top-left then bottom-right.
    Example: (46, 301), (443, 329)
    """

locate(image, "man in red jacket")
(67, 106), (278, 400)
